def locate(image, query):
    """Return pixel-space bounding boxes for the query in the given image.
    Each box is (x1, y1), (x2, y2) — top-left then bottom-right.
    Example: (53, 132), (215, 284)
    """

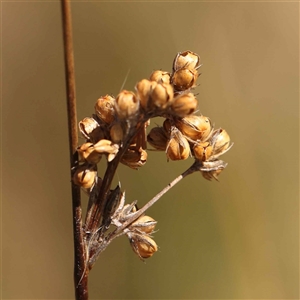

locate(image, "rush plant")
(61, 2), (233, 299)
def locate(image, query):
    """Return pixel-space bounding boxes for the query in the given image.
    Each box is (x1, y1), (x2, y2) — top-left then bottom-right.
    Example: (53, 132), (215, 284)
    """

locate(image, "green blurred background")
(2, 1), (299, 299)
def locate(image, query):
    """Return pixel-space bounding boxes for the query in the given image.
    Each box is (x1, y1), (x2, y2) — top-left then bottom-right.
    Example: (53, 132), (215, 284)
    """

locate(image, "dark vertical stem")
(61, 1), (88, 299)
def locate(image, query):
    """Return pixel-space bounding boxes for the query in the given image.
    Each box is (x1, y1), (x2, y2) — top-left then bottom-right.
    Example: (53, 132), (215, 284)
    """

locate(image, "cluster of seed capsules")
(72, 50), (233, 259)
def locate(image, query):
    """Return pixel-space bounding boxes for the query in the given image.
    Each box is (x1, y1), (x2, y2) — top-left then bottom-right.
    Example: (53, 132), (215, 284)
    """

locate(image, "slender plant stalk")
(61, 1), (88, 299)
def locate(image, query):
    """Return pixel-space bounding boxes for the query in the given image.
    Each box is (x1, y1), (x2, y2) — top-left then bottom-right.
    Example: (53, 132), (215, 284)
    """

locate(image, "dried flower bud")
(173, 50), (201, 71)
(115, 90), (139, 119)
(79, 117), (100, 140)
(128, 232), (158, 259)
(110, 123), (124, 144)
(130, 215), (157, 234)
(170, 93), (198, 118)
(210, 128), (231, 155)
(93, 139), (119, 157)
(94, 95), (116, 124)
(135, 79), (157, 110)
(150, 82), (174, 110)
(200, 160), (228, 181)
(72, 164), (97, 189)
(175, 115), (212, 141)
(121, 147), (147, 169)
(77, 142), (102, 164)
(147, 126), (168, 150)
(149, 70), (171, 84)
(166, 128), (190, 160)
(193, 141), (213, 161)
(171, 68), (198, 91)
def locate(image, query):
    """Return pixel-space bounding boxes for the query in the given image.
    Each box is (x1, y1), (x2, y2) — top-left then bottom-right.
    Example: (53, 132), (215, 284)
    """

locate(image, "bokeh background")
(2, 1), (299, 299)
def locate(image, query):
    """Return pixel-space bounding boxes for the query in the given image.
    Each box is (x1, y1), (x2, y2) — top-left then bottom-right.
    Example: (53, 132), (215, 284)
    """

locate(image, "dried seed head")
(94, 95), (116, 124)
(175, 115), (212, 141)
(210, 129), (231, 155)
(115, 90), (139, 119)
(128, 232), (158, 259)
(72, 165), (97, 189)
(110, 123), (124, 144)
(201, 168), (223, 181)
(79, 117), (100, 140)
(147, 126), (168, 150)
(149, 70), (171, 84)
(135, 79), (157, 110)
(130, 215), (157, 234)
(193, 141), (213, 161)
(198, 160), (228, 181)
(77, 142), (102, 164)
(93, 139), (119, 158)
(166, 129), (190, 161)
(121, 147), (147, 169)
(173, 50), (201, 71)
(170, 93), (198, 118)
(150, 82), (174, 110)
(171, 68), (198, 91)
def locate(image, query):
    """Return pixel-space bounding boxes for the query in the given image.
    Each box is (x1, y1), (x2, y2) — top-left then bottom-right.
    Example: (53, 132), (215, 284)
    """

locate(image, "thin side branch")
(61, 1), (88, 299)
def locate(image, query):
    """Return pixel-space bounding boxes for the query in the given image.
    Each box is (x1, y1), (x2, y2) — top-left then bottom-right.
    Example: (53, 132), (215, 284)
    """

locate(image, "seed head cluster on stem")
(72, 50), (233, 266)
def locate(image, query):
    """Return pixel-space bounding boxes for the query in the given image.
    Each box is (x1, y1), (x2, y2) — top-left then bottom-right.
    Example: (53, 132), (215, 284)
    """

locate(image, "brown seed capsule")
(210, 129), (231, 154)
(79, 117), (100, 140)
(173, 50), (201, 71)
(149, 70), (171, 84)
(170, 93), (198, 118)
(115, 90), (139, 119)
(121, 147), (147, 169)
(94, 95), (116, 124)
(163, 118), (172, 133)
(200, 160), (228, 181)
(193, 141), (213, 161)
(135, 79), (158, 110)
(110, 123), (124, 144)
(147, 126), (168, 150)
(130, 215), (157, 234)
(93, 139), (119, 156)
(171, 68), (198, 91)
(72, 165), (97, 189)
(77, 142), (102, 164)
(150, 82), (174, 110)
(166, 128), (190, 161)
(128, 233), (158, 259)
(175, 115), (212, 141)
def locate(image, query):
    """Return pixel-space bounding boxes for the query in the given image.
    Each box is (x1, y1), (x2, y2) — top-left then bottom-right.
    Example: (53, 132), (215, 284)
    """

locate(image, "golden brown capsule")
(135, 79), (157, 110)
(77, 142), (102, 164)
(200, 160), (228, 181)
(150, 82), (174, 110)
(94, 95), (116, 124)
(115, 90), (139, 119)
(72, 164), (97, 189)
(149, 70), (171, 84)
(130, 215), (157, 234)
(193, 141), (213, 161)
(128, 232), (158, 259)
(170, 93), (198, 118)
(121, 147), (147, 169)
(166, 127), (190, 161)
(173, 50), (201, 71)
(110, 123), (124, 144)
(171, 68), (198, 91)
(175, 115), (212, 141)
(93, 139), (119, 158)
(207, 128), (233, 160)
(78, 117), (100, 140)
(147, 126), (168, 151)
